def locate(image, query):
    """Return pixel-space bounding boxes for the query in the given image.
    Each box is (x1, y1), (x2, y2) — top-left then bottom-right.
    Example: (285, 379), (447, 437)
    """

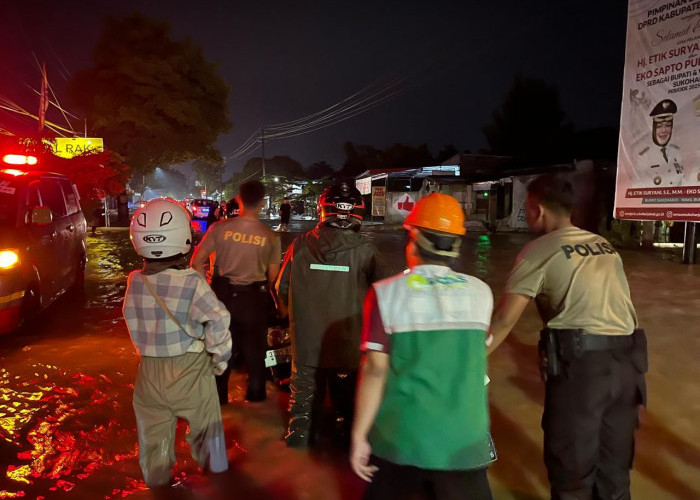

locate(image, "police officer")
(191, 181), (281, 404)
(487, 175), (647, 500)
(635, 98), (683, 187)
(276, 181), (379, 448)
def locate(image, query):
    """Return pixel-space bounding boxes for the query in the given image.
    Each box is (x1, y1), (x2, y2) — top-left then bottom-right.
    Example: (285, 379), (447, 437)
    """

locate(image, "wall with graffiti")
(386, 191), (417, 223)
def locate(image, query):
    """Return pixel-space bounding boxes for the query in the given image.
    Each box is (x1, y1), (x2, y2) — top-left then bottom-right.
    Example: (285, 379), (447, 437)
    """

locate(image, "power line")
(266, 87), (407, 140)
(265, 78), (409, 139)
(223, 55), (453, 164)
(265, 73), (411, 135)
(223, 129), (261, 161)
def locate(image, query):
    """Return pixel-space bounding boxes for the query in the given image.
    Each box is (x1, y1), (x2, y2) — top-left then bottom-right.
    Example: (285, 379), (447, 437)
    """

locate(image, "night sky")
(1, 1), (628, 177)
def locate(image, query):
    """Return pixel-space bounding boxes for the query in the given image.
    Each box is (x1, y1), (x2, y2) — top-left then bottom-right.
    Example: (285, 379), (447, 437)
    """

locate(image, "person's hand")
(350, 437), (378, 482)
(212, 361), (228, 376)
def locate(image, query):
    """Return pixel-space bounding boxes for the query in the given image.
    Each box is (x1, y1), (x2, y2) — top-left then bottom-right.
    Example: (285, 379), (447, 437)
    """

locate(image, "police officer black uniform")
(191, 181), (281, 404)
(487, 175), (647, 500)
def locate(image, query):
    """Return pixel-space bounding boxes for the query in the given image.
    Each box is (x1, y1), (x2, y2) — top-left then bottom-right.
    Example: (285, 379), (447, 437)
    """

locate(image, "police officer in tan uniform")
(635, 99), (683, 187)
(487, 175), (647, 500)
(192, 181), (281, 404)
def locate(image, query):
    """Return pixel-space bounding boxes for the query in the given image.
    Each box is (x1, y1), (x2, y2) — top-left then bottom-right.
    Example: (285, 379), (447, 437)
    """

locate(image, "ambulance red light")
(2, 154), (38, 166)
(1, 169), (27, 177)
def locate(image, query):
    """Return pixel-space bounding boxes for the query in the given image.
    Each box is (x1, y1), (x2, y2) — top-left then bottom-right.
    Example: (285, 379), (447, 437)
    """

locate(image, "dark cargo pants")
(286, 362), (357, 446)
(215, 281), (270, 402)
(543, 349), (645, 500)
(364, 456), (493, 500)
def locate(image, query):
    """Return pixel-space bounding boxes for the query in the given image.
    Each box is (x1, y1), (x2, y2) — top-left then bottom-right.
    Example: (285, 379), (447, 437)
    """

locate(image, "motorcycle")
(265, 313), (292, 387)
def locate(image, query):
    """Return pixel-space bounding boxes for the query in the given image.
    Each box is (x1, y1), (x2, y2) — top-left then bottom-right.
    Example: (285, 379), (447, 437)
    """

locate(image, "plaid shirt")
(123, 268), (231, 366)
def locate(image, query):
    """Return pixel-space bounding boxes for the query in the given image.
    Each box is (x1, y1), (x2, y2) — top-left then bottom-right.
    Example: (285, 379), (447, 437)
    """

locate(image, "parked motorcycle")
(265, 314), (292, 388)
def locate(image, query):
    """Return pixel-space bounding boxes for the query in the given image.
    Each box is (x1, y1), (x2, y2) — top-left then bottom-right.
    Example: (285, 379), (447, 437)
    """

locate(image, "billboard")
(371, 186), (386, 217)
(356, 176), (371, 195)
(616, 1), (700, 221)
(50, 138), (104, 159)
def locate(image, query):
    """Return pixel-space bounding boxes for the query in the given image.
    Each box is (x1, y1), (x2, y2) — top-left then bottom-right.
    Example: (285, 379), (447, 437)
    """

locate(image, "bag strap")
(142, 276), (188, 334)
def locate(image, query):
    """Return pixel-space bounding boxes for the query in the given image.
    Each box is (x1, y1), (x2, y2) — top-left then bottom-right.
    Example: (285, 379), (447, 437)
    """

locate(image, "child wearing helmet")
(123, 198), (232, 488)
(351, 193), (495, 499)
(276, 181), (381, 448)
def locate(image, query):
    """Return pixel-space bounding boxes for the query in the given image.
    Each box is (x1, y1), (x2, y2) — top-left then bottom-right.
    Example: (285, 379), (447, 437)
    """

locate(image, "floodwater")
(0, 221), (698, 500)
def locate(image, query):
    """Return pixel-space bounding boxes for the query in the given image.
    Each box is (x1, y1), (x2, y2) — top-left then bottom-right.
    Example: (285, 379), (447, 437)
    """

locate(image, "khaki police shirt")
(197, 217), (281, 285)
(505, 226), (637, 335)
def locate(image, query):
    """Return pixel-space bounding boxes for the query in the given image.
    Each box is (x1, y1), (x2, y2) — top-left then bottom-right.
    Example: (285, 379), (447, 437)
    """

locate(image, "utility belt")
(211, 276), (268, 298)
(538, 328), (648, 380)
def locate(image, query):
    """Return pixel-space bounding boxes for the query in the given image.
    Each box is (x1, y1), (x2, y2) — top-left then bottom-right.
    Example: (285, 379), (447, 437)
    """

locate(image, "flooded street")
(1, 221), (699, 499)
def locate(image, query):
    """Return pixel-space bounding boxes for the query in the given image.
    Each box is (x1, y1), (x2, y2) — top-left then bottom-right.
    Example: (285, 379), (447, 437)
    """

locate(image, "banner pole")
(682, 222), (697, 265)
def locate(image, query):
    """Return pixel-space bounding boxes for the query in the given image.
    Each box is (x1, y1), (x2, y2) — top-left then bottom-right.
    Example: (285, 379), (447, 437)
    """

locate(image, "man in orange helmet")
(350, 193), (496, 500)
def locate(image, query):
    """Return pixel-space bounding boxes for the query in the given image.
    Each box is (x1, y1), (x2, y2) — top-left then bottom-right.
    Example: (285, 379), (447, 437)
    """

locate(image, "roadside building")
(355, 154), (581, 231)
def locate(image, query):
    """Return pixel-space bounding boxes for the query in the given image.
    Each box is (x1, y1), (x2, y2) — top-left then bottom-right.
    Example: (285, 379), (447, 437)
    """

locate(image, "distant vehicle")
(189, 198), (219, 233)
(0, 154), (87, 333)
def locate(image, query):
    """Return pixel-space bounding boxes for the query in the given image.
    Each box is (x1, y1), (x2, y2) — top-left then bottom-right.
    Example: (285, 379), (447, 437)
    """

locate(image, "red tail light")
(2, 154), (38, 166)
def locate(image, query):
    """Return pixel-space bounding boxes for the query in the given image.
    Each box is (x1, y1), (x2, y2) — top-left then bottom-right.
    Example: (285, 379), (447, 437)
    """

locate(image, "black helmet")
(317, 181), (365, 229)
(226, 197), (240, 218)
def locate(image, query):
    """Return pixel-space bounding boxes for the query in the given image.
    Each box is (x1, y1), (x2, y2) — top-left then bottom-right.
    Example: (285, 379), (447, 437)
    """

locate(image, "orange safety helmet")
(403, 193), (466, 235)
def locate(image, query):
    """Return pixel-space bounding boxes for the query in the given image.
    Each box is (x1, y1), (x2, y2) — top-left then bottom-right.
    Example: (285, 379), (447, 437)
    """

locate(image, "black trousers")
(364, 456), (492, 500)
(215, 281), (270, 402)
(543, 349), (644, 500)
(287, 362), (357, 443)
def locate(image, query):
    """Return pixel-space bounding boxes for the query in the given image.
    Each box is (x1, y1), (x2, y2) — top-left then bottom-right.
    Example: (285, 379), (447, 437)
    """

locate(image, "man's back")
(201, 217), (279, 285)
(365, 264), (494, 470)
(278, 225), (376, 368)
(506, 226), (637, 334)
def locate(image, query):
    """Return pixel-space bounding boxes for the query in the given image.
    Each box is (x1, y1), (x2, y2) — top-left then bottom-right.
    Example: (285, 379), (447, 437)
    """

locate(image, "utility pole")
(38, 62), (48, 134)
(261, 127), (266, 177)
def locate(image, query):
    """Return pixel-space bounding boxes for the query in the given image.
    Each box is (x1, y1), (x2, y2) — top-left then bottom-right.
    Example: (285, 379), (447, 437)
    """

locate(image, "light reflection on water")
(0, 232), (145, 499)
(0, 362), (142, 497)
(0, 226), (532, 498)
(473, 234), (492, 279)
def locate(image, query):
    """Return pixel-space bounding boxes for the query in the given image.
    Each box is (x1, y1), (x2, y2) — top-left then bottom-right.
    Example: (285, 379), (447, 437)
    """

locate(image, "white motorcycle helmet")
(130, 198), (192, 259)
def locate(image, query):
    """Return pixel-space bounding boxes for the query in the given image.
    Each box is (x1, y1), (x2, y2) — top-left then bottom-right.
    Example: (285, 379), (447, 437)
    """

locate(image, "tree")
(306, 161), (334, 180)
(262, 175), (293, 205)
(573, 127), (618, 161)
(383, 143), (434, 168)
(339, 142), (382, 177)
(191, 159), (225, 194)
(225, 155), (305, 200)
(482, 75), (573, 163)
(67, 13), (231, 187)
(435, 144), (460, 164)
